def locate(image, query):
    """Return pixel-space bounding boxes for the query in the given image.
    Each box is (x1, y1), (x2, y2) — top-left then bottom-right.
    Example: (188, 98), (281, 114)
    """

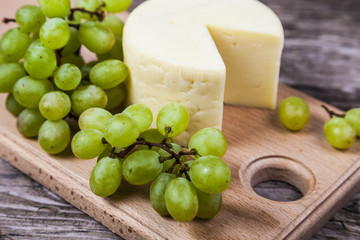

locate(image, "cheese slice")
(123, 0), (284, 145)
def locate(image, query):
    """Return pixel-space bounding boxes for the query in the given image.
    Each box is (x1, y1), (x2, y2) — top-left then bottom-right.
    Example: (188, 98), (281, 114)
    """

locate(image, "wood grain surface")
(1, 0), (360, 239)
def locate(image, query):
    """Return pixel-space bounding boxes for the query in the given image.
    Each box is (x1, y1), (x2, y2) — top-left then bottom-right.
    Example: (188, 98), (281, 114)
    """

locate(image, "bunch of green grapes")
(73, 103), (231, 222)
(0, 0), (131, 153)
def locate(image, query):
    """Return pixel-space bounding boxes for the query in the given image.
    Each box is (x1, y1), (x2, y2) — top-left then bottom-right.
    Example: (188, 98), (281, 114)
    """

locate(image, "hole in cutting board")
(253, 180), (303, 201)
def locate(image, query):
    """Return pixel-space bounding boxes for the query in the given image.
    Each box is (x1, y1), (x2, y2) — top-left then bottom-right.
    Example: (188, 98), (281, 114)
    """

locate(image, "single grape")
(40, 18), (70, 50)
(0, 51), (5, 64)
(158, 143), (187, 174)
(24, 45), (57, 79)
(0, 28), (31, 62)
(190, 155), (231, 194)
(78, 21), (115, 54)
(344, 108), (360, 137)
(104, 113), (140, 148)
(138, 129), (171, 151)
(157, 103), (190, 137)
(102, 15), (124, 38)
(196, 188), (222, 219)
(103, 0), (133, 13)
(6, 94), (25, 116)
(78, 108), (112, 132)
(13, 76), (54, 109)
(188, 128), (227, 158)
(90, 157), (122, 197)
(71, 129), (106, 159)
(54, 63), (82, 91)
(71, 85), (108, 115)
(324, 117), (356, 149)
(60, 54), (85, 68)
(96, 37), (123, 61)
(278, 96), (310, 131)
(0, 63), (27, 93)
(16, 5), (46, 33)
(165, 177), (198, 222)
(81, 61), (99, 80)
(90, 60), (128, 89)
(150, 173), (176, 215)
(38, 120), (71, 154)
(122, 150), (163, 185)
(39, 91), (71, 120)
(105, 83), (126, 111)
(61, 27), (81, 56)
(16, 108), (46, 137)
(76, 0), (103, 20)
(38, 0), (71, 18)
(122, 104), (153, 132)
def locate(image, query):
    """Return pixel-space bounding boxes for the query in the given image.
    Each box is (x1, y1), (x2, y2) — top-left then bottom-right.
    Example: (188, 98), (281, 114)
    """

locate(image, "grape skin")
(122, 104), (153, 133)
(157, 103), (190, 137)
(103, 0), (133, 13)
(150, 173), (176, 215)
(104, 83), (126, 111)
(24, 45), (57, 79)
(54, 63), (82, 91)
(6, 94), (25, 116)
(0, 63), (27, 93)
(324, 117), (356, 149)
(90, 60), (129, 89)
(78, 108), (112, 132)
(16, 5), (46, 33)
(38, 120), (71, 154)
(0, 28), (32, 62)
(196, 188), (222, 219)
(71, 85), (108, 115)
(344, 108), (360, 137)
(38, 0), (71, 18)
(71, 129), (106, 159)
(188, 128), (227, 158)
(278, 96), (310, 131)
(16, 108), (46, 137)
(39, 91), (71, 120)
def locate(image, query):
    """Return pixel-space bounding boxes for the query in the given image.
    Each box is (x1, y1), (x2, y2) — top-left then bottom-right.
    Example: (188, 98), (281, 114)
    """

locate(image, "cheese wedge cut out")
(123, 0), (284, 145)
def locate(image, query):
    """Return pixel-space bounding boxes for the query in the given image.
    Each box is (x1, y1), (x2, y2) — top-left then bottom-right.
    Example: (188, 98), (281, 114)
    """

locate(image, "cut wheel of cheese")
(123, 0), (284, 145)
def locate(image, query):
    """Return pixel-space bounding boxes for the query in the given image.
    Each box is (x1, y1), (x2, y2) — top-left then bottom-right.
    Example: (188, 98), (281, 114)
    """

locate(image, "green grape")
(81, 61), (99, 80)
(71, 129), (106, 159)
(24, 45), (57, 79)
(78, 21), (115, 54)
(16, 5), (46, 33)
(13, 76), (54, 109)
(190, 155), (231, 194)
(16, 108), (46, 137)
(90, 60), (128, 89)
(60, 54), (85, 68)
(61, 27), (81, 56)
(324, 117), (356, 149)
(76, 0), (103, 11)
(138, 129), (170, 151)
(0, 29), (31, 62)
(122, 150), (163, 185)
(105, 83), (126, 111)
(39, 91), (71, 120)
(38, 0), (71, 18)
(38, 120), (71, 154)
(103, 0), (133, 13)
(96, 37), (123, 61)
(78, 108), (112, 132)
(0, 52), (6, 64)
(90, 157), (122, 197)
(71, 85), (108, 115)
(0, 63), (26, 93)
(102, 15), (124, 38)
(157, 103), (190, 137)
(122, 104), (152, 132)
(196, 188), (222, 219)
(32, 32), (40, 41)
(40, 18), (70, 50)
(104, 113), (140, 147)
(188, 128), (227, 158)
(158, 143), (187, 174)
(54, 63), (82, 91)
(344, 108), (360, 137)
(164, 177), (198, 222)
(6, 94), (25, 116)
(278, 96), (310, 131)
(150, 173), (176, 215)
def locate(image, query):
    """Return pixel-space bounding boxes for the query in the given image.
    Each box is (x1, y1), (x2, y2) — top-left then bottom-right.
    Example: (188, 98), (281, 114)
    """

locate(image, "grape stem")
(68, 5), (106, 22)
(322, 104), (345, 118)
(2, 18), (16, 24)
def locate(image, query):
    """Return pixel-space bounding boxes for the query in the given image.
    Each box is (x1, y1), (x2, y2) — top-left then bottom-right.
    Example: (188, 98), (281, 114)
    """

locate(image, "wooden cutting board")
(1, 1), (360, 239)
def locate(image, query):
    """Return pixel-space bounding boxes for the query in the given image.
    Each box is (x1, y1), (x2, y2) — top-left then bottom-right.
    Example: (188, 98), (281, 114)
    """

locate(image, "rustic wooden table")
(1, 0), (359, 239)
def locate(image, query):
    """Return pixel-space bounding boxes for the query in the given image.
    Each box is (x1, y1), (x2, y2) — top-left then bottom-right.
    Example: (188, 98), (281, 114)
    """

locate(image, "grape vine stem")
(322, 104), (345, 118)
(2, 18), (16, 24)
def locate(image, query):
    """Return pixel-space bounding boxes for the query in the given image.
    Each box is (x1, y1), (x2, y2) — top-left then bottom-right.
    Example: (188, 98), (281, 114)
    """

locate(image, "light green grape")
(150, 173), (176, 215)
(61, 27), (81, 56)
(6, 94), (25, 116)
(0, 51), (6, 64)
(122, 104), (153, 132)
(190, 155), (231, 194)
(122, 150), (163, 185)
(324, 117), (356, 149)
(38, 120), (71, 154)
(38, 0), (71, 18)
(79, 108), (112, 132)
(96, 37), (123, 61)
(138, 129), (171, 151)
(71, 85), (108, 115)
(54, 63), (82, 91)
(71, 129), (106, 159)
(196, 188), (222, 219)
(13, 76), (54, 108)
(103, 0), (133, 13)
(278, 96), (310, 131)
(102, 15), (124, 38)
(76, 0), (103, 20)
(0, 28), (31, 62)
(105, 83), (126, 111)
(40, 18), (70, 50)
(16, 5), (46, 33)
(164, 177), (198, 222)
(157, 103), (190, 137)
(188, 128), (227, 158)
(344, 108), (360, 137)
(158, 143), (187, 174)
(24, 45), (57, 79)
(60, 54), (85, 68)
(0, 63), (26, 93)
(78, 21), (115, 54)
(90, 60), (128, 89)
(81, 61), (99, 80)
(16, 108), (46, 137)
(39, 91), (71, 120)
(90, 157), (122, 197)
(104, 113), (140, 147)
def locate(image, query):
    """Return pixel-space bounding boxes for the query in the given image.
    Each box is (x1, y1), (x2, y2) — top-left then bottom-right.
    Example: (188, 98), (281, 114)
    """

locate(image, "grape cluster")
(73, 103), (231, 222)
